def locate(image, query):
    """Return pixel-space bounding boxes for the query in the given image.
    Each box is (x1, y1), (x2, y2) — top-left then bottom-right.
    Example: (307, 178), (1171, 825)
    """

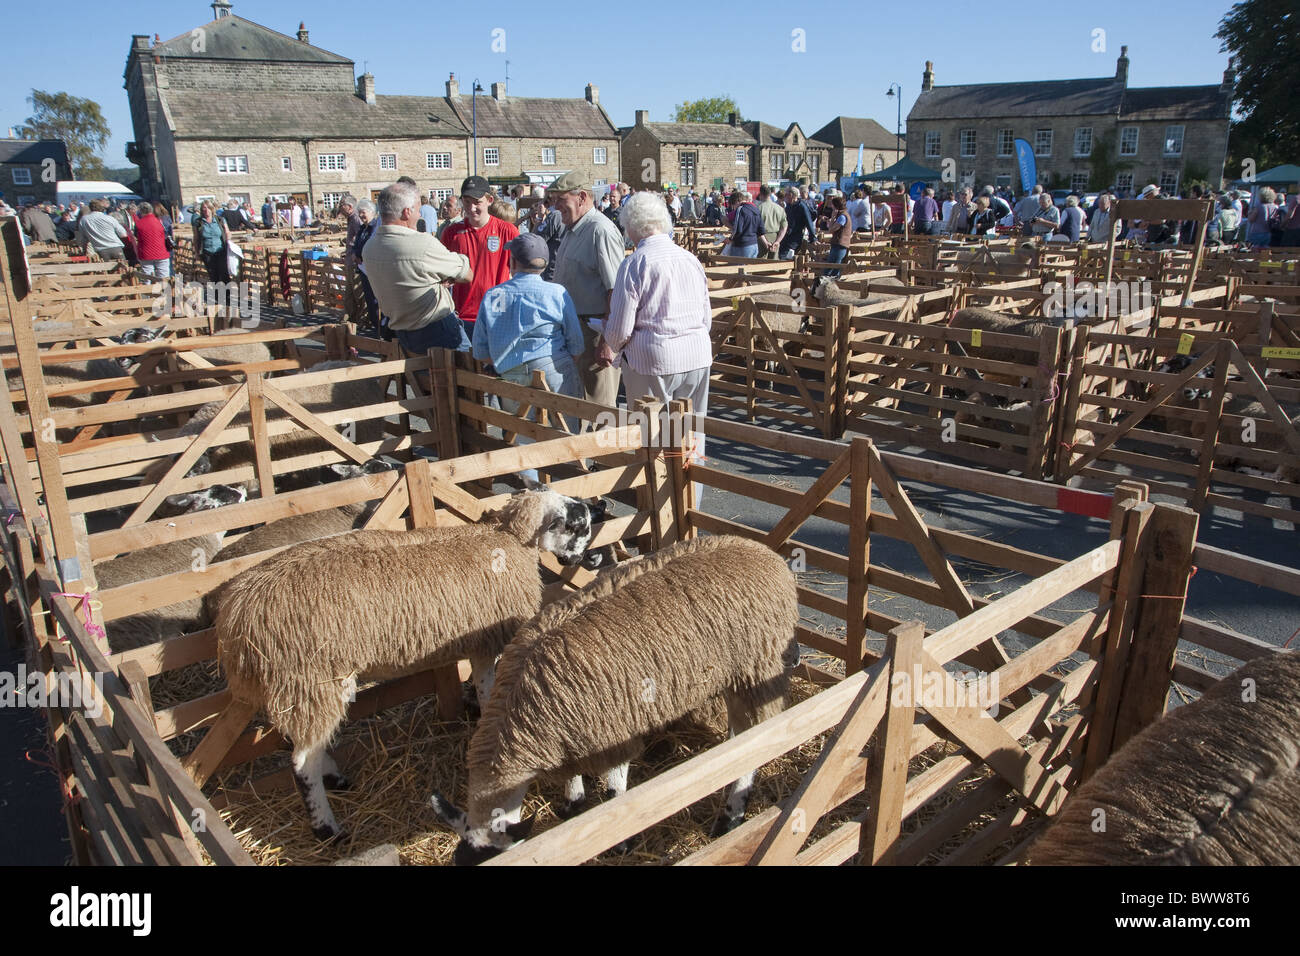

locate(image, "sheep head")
(491, 487), (593, 566)
(429, 792), (535, 865)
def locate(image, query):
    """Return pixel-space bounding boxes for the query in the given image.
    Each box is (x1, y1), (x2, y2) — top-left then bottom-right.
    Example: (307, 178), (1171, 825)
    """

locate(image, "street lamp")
(472, 79), (484, 176)
(885, 83), (902, 163)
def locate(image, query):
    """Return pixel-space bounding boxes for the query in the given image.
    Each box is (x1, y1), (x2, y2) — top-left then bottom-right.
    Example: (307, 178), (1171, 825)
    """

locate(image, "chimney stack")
(1116, 45), (1129, 84)
(1221, 57), (1235, 93)
(446, 73), (459, 98)
(132, 34), (151, 52)
(585, 83), (599, 105)
(728, 112), (738, 127)
(297, 21), (309, 44)
(211, 0), (232, 19)
(491, 81), (506, 101)
(922, 61), (934, 92)
(635, 109), (648, 126)
(358, 72), (376, 106)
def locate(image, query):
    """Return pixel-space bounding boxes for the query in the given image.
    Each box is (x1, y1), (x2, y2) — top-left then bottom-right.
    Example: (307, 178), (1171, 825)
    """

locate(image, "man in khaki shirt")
(757, 185), (788, 260)
(362, 181), (474, 354)
(549, 171), (626, 407)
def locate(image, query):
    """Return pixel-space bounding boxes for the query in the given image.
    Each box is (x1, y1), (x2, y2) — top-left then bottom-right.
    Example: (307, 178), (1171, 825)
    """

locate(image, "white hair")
(619, 191), (673, 243)
(736, 189), (752, 203)
(379, 181), (419, 220)
(356, 199), (377, 217)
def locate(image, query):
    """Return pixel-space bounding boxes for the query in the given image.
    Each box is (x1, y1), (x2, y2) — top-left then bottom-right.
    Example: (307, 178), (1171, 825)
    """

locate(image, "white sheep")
(214, 488), (594, 840)
(430, 533), (799, 864)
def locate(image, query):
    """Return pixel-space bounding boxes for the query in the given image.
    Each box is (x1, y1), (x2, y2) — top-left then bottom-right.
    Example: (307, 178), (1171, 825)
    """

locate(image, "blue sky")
(3, 0), (1239, 168)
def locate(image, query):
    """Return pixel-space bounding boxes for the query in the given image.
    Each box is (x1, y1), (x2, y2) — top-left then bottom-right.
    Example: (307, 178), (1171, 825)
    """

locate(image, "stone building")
(620, 111), (829, 192)
(905, 49), (1233, 195)
(0, 140), (71, 205)
(741, 121), (831, 187)
(123, 2), (619, 208)
(442, 76), (620, 190)
(810, 117), (905, 183)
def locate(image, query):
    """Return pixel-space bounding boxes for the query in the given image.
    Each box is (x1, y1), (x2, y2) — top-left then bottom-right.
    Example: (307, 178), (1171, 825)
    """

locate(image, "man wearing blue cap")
(473, 232), (585, 470)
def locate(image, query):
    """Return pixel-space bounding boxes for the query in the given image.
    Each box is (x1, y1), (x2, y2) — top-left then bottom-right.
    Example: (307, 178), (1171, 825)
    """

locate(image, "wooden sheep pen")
(3, 217), (1294, 866)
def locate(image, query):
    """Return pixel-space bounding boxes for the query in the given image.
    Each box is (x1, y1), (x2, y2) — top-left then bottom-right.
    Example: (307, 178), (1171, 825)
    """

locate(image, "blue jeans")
(824, 244), (849, 279)
(729, 243), (759, 258)
(395, 313), (470, 354)
(916, 220), (941, 236)
(499, 353), (584, 483)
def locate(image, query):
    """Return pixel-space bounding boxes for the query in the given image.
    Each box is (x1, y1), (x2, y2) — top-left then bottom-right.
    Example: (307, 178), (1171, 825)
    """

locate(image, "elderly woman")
(192, 201), (231, 282)
(967, 196), (1000, 236)
(1244, 187), (1278, 248)
(605, 192), (713, 503)
(351, 199), (382, 335)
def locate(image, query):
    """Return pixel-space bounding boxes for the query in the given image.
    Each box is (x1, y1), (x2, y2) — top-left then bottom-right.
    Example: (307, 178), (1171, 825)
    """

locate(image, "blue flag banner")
(908, 181), (925, 201)
(1014, 138), (1037, 193)
(854, 144), (865, 176)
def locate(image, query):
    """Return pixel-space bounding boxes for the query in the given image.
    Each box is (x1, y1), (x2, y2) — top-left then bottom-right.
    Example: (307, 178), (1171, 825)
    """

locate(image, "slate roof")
(637, 122), (757, 146)
(1120, 86), (1230, 121)
(445, 95), (617, 140)
(153, 14), (352, 63)
(811, 117), (904, 150)
(910, 76), (1230, 123)
(910, 78), (1124, 120)
(0, 139), (69, 164)
(163, 90), (467, 139)
(742, 121), (831, 150)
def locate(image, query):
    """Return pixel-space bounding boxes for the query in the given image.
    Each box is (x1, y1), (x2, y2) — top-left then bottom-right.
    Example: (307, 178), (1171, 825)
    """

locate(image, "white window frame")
(1116, 172), (1134, 192)
(771, 152), (786, 178)
(433, 188), (453, 203)
(809, 155), (819, 180)
(483, 147), (500, 167)
(11, 168), (32, 185)
(1119, 127), (1139, 157)
(1159, 170), (1180, 194)
(735, 149), (746, 165)
(321, 192), (345, 209)
(594, 179), (607, 187)
(1073, 127), (1093, 158)
(317, 153), (347, 171)
(379, 153), (397, 171)
(593, 147), (607, 165)
(874, 154), (885, 172)
(541, 147), (556, 166)
(216, 155), (248, 175)
(997, 129), (1014, 157)
(1033, 129), (1053, 157)
(281, 156), (292, 171)
(1070, 172), (1089, 192)
(1163, 125), (1184, 157)
(924, 131), (941, 158)
(426, 152), (452, 170)
(959, 129), (976, 158)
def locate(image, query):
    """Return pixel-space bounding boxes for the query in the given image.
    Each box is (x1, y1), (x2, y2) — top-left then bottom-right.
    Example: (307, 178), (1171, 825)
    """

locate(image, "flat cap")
(546, 171), (590, 195)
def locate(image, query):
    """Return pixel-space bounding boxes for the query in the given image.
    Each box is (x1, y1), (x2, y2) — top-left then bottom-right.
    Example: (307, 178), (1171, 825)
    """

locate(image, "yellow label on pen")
(970, 329), (982, 348)
(1123, 251), (1131, 261)
(1177, 333), (1194, 355)
(1261, 347), (1300, 359)
(731, 296), (740, 311)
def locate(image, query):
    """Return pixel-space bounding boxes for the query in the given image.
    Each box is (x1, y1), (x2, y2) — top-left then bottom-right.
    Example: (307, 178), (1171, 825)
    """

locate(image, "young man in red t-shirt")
(439, 175), (519, 339)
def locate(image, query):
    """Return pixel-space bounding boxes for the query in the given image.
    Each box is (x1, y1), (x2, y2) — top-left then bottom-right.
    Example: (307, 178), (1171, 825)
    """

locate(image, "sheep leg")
(604, 763), (632, 854)
(712, 691), (782, 837)
(555, 775), (586, 819)
(469, 654), (497, 711)
(292, 741), (343, 841)
(321, 750), (349, 791)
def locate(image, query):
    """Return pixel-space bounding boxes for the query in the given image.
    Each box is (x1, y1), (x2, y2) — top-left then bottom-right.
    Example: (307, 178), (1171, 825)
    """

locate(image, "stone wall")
(468, 136), (620, 188)
(157, 58), (355, 93)
(621, 132), (753, 192)
(173, 136), (466, 206)
(905, 115), (1231, 193)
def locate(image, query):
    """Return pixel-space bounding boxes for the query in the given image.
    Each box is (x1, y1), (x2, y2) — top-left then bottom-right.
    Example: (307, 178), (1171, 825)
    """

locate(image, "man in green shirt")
(757, 185), (788, 260)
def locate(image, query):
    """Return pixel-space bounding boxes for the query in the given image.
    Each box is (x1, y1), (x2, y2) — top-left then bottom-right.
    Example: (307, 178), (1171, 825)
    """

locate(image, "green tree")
(673, 96), (742, 124)
(1216, 0), (1300, 175)
(16, 90), (110, 178)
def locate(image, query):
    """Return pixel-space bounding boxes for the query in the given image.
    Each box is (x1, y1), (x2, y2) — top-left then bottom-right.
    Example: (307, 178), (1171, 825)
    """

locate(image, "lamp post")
(885, 83), (902, 164)
(472, 79), (484, 176)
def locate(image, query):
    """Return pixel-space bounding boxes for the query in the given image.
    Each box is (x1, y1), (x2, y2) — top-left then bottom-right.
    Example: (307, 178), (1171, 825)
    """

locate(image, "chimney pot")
(491, 81), (506, 101)
(922, 60), (935, 92)
(728, 112), (737, 126)
(297, 22), (310, 43)
(585, 82), (599, 105)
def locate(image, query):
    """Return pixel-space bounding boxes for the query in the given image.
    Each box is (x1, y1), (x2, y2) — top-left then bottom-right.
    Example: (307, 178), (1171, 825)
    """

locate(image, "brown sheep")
(1026, 650), (1300, 865)
(431, 534), (799, 864)
(216, 489), (594, 840)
